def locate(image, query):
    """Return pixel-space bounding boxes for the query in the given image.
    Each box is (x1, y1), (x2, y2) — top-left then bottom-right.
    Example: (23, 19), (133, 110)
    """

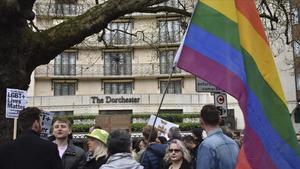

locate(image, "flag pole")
(140, 66), (175, 163)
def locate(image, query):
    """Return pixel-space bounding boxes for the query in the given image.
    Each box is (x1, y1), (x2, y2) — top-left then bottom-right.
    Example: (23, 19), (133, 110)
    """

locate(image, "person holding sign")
(0, 107), (63, 169)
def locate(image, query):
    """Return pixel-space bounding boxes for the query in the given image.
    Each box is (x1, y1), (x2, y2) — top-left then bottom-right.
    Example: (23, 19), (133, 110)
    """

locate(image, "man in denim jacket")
(196, 105), (239, 169)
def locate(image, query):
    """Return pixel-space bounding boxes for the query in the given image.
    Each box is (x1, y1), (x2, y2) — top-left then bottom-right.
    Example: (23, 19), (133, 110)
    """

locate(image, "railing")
(34, 63), (186, 77)
(34, 3), (93, 16)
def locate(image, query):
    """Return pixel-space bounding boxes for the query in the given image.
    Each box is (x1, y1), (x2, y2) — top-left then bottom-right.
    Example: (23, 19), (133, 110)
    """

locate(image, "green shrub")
(72, 124), (92, 132)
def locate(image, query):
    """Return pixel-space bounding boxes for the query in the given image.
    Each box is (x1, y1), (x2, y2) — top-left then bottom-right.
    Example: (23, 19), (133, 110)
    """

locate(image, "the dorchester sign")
(91, 96), (140, 104)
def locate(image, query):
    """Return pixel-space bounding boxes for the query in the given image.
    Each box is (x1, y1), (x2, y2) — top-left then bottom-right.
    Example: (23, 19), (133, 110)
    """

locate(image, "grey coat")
(100, 153), (144, 169)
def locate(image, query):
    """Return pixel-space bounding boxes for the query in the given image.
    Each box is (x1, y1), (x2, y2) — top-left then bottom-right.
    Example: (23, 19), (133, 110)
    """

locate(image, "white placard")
(147, 115), (179, 139)
(6, 88), (27, 119)
(40, 112), (54, 139)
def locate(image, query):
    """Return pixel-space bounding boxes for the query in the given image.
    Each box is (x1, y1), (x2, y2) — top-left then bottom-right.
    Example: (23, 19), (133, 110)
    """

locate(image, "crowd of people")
(0, 105), (243, 169)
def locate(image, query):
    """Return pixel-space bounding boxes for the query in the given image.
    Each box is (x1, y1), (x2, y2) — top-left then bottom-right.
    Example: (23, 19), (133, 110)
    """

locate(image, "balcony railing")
(35, 63), (186, 77)
(34, 3), (93, 16)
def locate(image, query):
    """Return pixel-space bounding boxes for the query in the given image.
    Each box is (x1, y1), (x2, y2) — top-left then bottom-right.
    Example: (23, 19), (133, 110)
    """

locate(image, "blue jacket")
(196, 128), (239, 169)
(140, 143), (167, 169)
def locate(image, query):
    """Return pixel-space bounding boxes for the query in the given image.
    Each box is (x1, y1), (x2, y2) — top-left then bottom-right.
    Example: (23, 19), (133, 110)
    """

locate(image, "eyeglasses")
(168, 149), (181, 153)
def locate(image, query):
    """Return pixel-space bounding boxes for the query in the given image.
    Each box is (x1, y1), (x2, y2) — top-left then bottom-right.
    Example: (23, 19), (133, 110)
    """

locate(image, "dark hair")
(134, 138), (146, 152)
(52, 116), (72, 128)
(142, 125), (158, 142)
(168, 126), (181, 140)
(107, 129), (131, 155)
(191, 128), (203, 144)
(157, 136), (167, 144)
(18, 107), (42, 131)
(200, 104), (220, 126)
(182, 135), (195, 144)
(221, 126), (234, 138)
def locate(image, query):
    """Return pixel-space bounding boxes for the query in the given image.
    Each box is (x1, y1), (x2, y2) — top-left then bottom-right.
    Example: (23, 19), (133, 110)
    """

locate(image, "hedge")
(71, 113), (199, 123)
(71, 123), (199, 132)
(70, 113), (200, 132)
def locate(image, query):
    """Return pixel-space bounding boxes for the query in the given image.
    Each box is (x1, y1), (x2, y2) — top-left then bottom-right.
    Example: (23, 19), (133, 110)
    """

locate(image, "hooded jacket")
(140, 143), (167, 169)
(100, 153), (143, 169)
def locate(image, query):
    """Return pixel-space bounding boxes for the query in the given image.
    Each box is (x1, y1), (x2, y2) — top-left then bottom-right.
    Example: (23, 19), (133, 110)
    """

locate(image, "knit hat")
(86, 129), (109, 144)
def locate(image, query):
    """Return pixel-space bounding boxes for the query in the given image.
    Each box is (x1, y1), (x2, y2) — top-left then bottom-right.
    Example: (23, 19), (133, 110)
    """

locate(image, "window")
(159, 19), (182, 43)
(52, 111), (74, 117)
(54, 82), (76, 95)
(162, 0), (182, 8)
(160, 50), (181, 74)
(104, 82), (133, 94)
(296, 74), (300, 91)
(292, 8), (300, 25)
(104, 52), (132, 75)
(293, 41), (300, 57)
(54, 52), (76, 76)
(54, 0), (79, 16)
(105, 22), (133, 45)
(160, 80), (182, 94)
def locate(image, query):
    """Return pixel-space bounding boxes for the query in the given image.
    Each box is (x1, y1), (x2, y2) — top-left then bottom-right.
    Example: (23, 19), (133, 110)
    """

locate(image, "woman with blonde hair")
(164, 139), (192, 169)
(84, 129), (109, 169)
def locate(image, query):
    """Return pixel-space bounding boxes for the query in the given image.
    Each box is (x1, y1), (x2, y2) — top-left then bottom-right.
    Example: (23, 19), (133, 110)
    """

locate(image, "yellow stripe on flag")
(237, 11), (286, 105)
(201, 0), (238, 23)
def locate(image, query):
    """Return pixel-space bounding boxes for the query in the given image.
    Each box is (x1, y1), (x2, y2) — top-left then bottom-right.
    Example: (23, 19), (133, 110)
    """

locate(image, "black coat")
(164, 159), (192, 169)
(0, 129), (63, 169)
(61, 142), (86, 169)
(84, 156), (107, 169)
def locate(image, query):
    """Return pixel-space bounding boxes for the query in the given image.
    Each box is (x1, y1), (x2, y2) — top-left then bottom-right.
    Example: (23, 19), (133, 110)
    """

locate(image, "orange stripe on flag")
(236, 146), (252, 169)
(235, 0), (268, 43)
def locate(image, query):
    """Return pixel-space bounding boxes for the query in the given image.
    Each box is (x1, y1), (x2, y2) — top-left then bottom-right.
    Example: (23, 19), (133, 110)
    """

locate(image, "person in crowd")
(133, 138), (147, 162)
(197, 104), (239, 169)
(140, 125), (167, 169)
(164, 139), (192, 169)
(168, 126), (181, 141)
(221, 126), (234, 138)
(182, 135), (198, 168)
(191, 128), (203, 146)
(156, 136), (167, 144)
(0, 107), (63, 169)
(52, 117), (86, 169)
(84, 129), (109, 169)
(100, 129), (143, 169)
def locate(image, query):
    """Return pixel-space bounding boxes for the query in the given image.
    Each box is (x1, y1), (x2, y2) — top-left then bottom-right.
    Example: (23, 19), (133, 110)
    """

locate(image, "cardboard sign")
(40, 112), (54, 139)
(6, 88), (27, 119)
(147, 115), (179, 139)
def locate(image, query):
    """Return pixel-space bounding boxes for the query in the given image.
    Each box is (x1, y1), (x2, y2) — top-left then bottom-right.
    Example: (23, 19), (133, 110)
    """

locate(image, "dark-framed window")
(104, 52), (132, 75)
(160, 50), (181, 74)
(104, 82), (133, 94)
(296, 74), (300, 91)
(54, 0), (79, 16)
(52, 111), (74, 117)
(160, 80), (182, 94)
(162, 0), (182, 8)
(54, 82), (76, 95)
(159, 19), (182, 43)
(293, 41), (300, 57)
(105, 22), (133, 45)
(292, 8), (300, 25)
(54, 52), (76, 76)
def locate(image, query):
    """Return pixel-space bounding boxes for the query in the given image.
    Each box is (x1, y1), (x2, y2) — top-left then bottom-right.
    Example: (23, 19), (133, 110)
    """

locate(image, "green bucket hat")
(86, 129), (109, 144)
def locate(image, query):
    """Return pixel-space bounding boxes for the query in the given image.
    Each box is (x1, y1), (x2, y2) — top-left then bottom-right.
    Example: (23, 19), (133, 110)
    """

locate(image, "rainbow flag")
(174, 0), (300, 168)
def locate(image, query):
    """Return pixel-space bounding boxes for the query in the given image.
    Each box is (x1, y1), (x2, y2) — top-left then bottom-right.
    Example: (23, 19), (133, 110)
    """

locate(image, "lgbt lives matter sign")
(6, 88), (27, 119)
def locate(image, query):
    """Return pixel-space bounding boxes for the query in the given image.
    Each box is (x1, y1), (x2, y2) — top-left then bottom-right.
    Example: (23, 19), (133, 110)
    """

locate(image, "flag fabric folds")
(174, 0), (300, 168)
